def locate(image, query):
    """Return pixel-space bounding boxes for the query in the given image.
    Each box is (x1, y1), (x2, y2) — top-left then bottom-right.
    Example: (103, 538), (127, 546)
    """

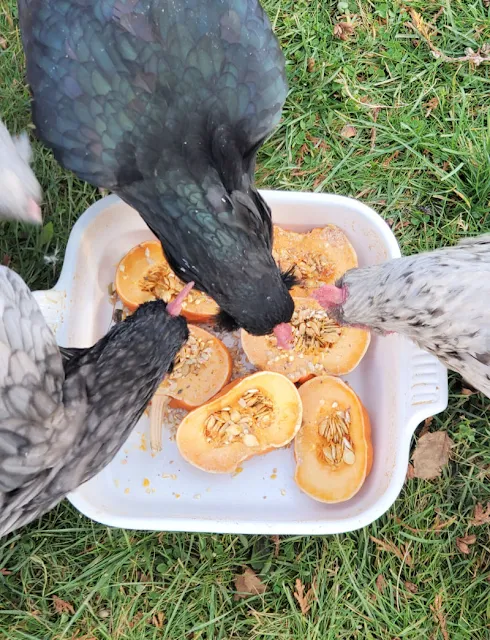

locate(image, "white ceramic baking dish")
(32, 191), (448, 535)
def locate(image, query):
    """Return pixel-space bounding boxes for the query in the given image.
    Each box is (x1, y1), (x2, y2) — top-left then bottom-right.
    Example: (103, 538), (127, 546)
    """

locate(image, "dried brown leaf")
(333, 22), (355, 41)
(293, 578), (316, 615)
(340, 125), (357, 139)
(406, 463), (415, 480)
(307, 57), (315, 72)
(431, 593), (449, 640)
(53, 596), (75, 615)
(376, 574), (386, 593)
(412, 431), (453, 480)
(370, 536), (413, 566)
(461, 387), (477, 396)
(0, 568), (12, 575)
(0, 37), (7, 50)
(405, 581), (418, 594)
(234, 568), (266, 599)
(151, 612), (165, 628)
(271, 535), (280, 558)
(425, 97), (439, 117)
(456, 534), (477, 555)
(470, 502), (490, 526)
(382, 150), (400, 168)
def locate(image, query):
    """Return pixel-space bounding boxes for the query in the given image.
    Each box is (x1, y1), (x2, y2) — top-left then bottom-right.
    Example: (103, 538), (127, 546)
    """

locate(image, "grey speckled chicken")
(0, 119), (42, 223)
(0, 267), (189, 536)
(313, 235), (490, 398)
(18, 0), (295, 345)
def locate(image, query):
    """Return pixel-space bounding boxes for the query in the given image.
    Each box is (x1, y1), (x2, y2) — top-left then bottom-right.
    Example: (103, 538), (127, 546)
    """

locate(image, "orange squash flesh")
(115, 240), (219, 322)
(295, 376), (373, 503)
(241, 297), (370, 383)
(176, 372), (302, 473)
(163, 326), (232, 410)
(148, 326), (232, 451)
(273, 225), (358, 297)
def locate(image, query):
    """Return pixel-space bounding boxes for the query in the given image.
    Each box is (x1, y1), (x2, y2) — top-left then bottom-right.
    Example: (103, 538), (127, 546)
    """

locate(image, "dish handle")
(32, 288), (67, 339)
(404, 343), (449, 435)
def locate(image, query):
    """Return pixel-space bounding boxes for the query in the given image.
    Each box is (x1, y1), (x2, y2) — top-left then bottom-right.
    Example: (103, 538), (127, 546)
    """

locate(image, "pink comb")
(311, 285), (347, 309)
(273, 322), (293, 350)
(167, 281), (195, 316)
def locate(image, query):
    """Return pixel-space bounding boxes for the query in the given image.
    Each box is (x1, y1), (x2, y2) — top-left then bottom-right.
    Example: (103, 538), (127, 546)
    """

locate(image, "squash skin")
(241, 297), (370, 384)
(176, 372), (303, 473)
(294, 376), (373, 503)
(115, 240), (219, 321)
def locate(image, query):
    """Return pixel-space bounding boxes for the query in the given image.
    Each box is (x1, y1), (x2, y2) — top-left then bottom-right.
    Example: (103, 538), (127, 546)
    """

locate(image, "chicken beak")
(311, 284), (346, 309)
(273, 322), (293, 350)
(167, 281), (195, 316)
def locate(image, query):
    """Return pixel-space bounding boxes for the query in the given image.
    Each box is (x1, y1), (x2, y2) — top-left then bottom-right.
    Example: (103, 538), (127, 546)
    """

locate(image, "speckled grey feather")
(327, 235), (490, 398)
(0, 266), (188, 536)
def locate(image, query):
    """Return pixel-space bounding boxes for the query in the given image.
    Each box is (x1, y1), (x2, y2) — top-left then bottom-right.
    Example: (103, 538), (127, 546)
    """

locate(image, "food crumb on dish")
(139, 434), (147, 451)
(280, 489), (287, 496)
(143, 478), (150, 487)
(232, 467), (244, 477)
(113, 479), (119, 488)
(173, 493), (181, 499)
(124, 488), (130, 494)
(193, 494), (201, 500)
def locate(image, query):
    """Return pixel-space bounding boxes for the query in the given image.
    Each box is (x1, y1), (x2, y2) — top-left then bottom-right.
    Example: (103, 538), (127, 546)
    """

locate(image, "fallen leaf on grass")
(404, 581), (418, 594)
(307, 57), (315, 72)
(293, 578), (316, 615)
(382, 150), (400, 168)
(470, 502), (490, 526)
(461, 386), (478, 396)
(52, 595), (75, 615)
(456, 534), (477, 555)
(271, 535), (280, 557)
(340, 125), (357, 138)
(0, 568), (12, 575)
(152, 612), (165, 628)
(376, 574), (386, 593)
(412, 431), (453, 480)
(370, 536), (413, 566)
(234, 568), (266, 599)
(333, 22), (355, 41)
(430, 593), (449, 640)
(425, 97), (439, 117)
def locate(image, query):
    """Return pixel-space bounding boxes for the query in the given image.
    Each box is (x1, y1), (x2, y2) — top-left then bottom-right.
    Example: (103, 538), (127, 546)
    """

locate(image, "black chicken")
(0, 268), (190, 536)
(18, 0), (295, 346)
(313, 235), (490, 398)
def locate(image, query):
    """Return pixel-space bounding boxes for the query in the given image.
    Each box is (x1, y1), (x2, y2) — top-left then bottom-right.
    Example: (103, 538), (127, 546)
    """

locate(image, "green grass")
(1, 0), (490, 638)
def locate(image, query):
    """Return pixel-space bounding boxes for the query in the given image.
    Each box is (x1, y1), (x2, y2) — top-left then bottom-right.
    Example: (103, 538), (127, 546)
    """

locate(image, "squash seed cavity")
(204, 389), (274, 448)
(318, 406), (355, 466)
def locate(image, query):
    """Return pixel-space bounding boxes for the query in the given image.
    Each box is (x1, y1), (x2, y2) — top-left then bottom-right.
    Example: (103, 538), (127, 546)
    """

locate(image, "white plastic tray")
(32, 191), (448, 535)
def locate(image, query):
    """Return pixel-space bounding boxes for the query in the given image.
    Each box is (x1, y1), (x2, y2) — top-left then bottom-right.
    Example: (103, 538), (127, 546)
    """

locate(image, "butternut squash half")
(115, 240), (219, 321)
(241, 297), (370, 383)
(149, 326), (232, 451)
(273, 225), (358, 297)
(176, 372), (302, 473)
(295, 376), (373, 503)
